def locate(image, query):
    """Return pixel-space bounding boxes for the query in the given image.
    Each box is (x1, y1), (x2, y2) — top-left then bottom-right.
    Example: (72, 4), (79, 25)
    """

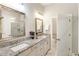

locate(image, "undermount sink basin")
(11, 43), (29, 52)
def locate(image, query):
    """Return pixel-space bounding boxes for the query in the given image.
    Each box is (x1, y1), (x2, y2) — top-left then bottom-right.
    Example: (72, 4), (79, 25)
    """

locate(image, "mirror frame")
(35, 18), (43, 35)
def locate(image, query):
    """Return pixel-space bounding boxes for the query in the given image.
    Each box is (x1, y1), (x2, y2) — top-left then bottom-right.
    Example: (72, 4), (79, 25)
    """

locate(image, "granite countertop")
(0, 35), (47, 56)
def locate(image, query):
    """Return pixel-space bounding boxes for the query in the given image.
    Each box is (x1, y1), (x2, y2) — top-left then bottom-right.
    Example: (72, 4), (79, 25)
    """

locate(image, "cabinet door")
(28, 49), (38, 56)
(40, 44), (45, 56)
(44, 41), (49, 55)
(28, 47), (41, 56)
(28, 43), (40, 56)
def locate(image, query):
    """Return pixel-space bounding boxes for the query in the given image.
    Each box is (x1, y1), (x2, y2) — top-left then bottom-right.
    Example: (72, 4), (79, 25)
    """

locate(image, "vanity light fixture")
(35, 12), (43, 19)
(10, 17), (16, 22)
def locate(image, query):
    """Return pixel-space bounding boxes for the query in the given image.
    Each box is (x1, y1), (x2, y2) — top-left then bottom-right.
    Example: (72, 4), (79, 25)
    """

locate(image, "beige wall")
(24, 3), (44, 37)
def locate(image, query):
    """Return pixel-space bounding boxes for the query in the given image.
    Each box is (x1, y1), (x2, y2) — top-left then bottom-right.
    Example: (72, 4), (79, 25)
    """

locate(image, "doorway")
(46, 18), (57, 56)
(51, 18), (57, 55)
(47, 14), (72, 56)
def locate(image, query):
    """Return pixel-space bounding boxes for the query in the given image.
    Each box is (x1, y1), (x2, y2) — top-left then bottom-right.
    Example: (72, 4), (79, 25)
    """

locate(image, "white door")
(56, 14), (72, 56)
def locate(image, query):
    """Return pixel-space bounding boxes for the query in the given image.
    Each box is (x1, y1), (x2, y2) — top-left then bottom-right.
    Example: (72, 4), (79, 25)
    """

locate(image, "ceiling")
(41, 3), (54, 7)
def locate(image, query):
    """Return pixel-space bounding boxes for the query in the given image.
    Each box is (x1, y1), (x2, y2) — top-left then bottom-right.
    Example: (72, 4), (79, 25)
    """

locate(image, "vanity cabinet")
(18, 35), (50, 56)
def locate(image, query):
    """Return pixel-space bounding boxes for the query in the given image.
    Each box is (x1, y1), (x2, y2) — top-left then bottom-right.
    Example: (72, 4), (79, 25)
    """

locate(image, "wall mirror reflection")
(0, 5), (25, 39)
(35, 18), (43, 36)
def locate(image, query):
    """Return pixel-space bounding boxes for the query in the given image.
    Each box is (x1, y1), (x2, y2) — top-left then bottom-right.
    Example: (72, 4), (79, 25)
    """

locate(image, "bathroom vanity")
(18, 35), (50, 56)
(0, 34), (51, 56)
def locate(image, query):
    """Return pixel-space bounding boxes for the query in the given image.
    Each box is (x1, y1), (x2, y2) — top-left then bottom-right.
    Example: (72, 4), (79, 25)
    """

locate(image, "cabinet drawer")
(28, 48), (41, 56)
(31, 43), (40, 50)
(18, 48), (32, 56)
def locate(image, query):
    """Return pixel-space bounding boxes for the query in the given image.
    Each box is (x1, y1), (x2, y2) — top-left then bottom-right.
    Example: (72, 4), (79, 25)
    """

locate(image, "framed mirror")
(35, 18), (43, 35)
(0, 5), (25, 38)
